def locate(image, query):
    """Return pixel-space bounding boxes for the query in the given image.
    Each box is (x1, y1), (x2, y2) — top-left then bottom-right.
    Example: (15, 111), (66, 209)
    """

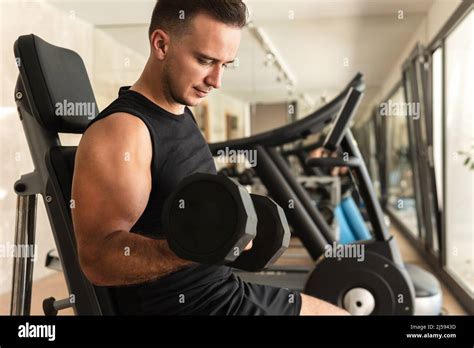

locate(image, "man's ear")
(150, 29), (170, 60)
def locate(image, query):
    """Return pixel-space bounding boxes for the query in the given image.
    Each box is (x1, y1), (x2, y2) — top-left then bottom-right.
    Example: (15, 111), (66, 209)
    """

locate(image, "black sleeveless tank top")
(86, 87), (232, 314)
(87, 86), (217, 237)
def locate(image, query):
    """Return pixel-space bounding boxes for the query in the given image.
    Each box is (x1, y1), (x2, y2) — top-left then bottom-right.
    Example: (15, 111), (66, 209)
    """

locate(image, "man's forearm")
(81, 230), (192, 286)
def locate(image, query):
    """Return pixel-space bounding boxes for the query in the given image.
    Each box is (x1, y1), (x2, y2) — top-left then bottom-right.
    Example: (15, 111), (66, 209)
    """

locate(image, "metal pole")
(10, 194), (37, 315)
(254, 146), (327, 258)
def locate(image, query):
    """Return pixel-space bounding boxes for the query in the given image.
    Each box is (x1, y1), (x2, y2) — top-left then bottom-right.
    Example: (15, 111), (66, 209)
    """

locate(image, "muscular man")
(72, 0), (349, 316)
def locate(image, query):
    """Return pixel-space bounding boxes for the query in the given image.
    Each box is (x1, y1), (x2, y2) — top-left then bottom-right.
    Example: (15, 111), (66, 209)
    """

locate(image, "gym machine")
(210, 81), (442, 315)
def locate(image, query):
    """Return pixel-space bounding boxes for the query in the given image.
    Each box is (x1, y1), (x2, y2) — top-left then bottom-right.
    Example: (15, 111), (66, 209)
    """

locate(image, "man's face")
(163, 13), (242, 107)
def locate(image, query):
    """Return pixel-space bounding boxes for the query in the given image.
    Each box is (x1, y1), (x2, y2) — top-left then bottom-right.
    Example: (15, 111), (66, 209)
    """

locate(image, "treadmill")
(209, 76), (442, 315)
(209, 74), (364, 290)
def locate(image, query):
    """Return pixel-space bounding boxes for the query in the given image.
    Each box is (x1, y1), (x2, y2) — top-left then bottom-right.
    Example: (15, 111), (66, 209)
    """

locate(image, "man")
(72, 0), (348, 315)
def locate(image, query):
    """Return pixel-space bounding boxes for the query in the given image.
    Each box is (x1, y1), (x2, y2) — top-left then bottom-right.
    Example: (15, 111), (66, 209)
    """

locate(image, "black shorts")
(109, 265), (302, 316)
(200, 273), (302, 315)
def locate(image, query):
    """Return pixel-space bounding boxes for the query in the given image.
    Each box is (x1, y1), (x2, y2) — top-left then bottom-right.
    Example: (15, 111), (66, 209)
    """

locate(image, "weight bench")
(11, 34), (116, 315)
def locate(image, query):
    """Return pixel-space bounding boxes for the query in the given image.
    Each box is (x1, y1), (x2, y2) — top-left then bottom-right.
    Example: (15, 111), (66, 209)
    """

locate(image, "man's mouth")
(194, 87), (210, 97)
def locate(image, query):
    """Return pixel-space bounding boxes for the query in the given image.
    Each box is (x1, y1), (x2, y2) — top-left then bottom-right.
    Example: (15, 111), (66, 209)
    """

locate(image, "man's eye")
(223, 63), (228, 69)
(198, 58), (212, 65)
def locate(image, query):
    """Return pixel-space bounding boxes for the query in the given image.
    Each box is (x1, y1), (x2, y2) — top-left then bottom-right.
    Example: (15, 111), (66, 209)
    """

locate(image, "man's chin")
(185, 97), (205, 107)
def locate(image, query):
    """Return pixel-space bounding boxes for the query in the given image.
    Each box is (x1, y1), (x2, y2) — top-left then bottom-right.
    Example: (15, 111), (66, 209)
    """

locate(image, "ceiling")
(47, 0), (435, 114)
(47, 0), (434, 25)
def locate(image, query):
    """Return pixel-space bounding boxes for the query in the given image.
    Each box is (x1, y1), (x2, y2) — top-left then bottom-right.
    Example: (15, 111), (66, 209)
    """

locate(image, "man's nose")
(205, 65), (224, 89)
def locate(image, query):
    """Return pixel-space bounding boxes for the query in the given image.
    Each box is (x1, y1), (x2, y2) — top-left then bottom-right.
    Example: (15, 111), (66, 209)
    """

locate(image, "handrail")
(209, 73), (364, 154)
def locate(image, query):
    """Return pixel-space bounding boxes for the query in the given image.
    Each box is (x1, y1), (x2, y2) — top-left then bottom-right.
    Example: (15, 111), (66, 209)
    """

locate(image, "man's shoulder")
(185, 107), (198, 125)
(82, 112), (151, 147)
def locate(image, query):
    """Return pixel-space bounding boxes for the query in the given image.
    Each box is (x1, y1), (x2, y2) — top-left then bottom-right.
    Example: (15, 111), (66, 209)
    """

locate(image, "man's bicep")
(73, 155), (146, 237)
(72, 117), (152, 244)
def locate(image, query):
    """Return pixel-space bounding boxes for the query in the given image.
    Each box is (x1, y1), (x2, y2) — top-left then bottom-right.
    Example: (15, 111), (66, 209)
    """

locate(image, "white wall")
(92, 27), (147, 109)
(367, 0), (462, 110)
(0, 0), (95, 299)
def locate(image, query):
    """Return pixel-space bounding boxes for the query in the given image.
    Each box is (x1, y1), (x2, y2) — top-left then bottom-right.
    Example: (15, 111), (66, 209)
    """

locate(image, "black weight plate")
(163, 173), (257, 264)
(229, 194), (290, 271)
(304, 249), (414, 315)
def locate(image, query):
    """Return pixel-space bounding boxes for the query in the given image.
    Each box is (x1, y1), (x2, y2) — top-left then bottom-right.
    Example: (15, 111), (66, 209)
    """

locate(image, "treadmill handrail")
(323, 87), (363, 151)
(209, 73), (364, 155)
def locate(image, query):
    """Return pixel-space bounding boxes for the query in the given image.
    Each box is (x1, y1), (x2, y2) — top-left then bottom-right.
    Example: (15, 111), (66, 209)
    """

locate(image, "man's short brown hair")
(148, 0), (248, 39)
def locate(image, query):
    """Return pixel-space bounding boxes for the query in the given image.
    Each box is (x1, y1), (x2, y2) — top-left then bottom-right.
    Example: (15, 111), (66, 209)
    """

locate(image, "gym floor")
(0, 225), (466, 316)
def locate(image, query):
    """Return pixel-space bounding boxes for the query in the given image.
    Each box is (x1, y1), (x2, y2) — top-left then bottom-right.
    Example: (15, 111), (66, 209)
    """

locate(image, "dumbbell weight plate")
(229, 194), (291, 272)
(238, 169), (255, 186)
(162, 173), (258, 264)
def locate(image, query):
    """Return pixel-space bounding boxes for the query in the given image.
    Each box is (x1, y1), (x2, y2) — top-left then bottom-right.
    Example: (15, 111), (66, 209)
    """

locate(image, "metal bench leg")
(10, 194), (37, 315)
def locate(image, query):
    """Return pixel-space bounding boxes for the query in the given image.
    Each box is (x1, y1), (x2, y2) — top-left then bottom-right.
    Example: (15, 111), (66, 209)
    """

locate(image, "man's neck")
(131, 64), (185, 115)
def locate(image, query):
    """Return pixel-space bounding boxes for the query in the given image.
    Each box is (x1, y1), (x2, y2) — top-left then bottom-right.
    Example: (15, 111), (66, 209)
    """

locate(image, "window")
(444, 9), (474, 294)
(385, 86), (419, 235)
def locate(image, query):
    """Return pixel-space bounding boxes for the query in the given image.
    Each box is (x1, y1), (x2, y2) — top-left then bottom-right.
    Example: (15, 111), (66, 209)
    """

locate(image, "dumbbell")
(238, 168), (256, 186)
(228, 194), (290, 272)
(217, 166), (239, 177)
(162, 173), (290, 271)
